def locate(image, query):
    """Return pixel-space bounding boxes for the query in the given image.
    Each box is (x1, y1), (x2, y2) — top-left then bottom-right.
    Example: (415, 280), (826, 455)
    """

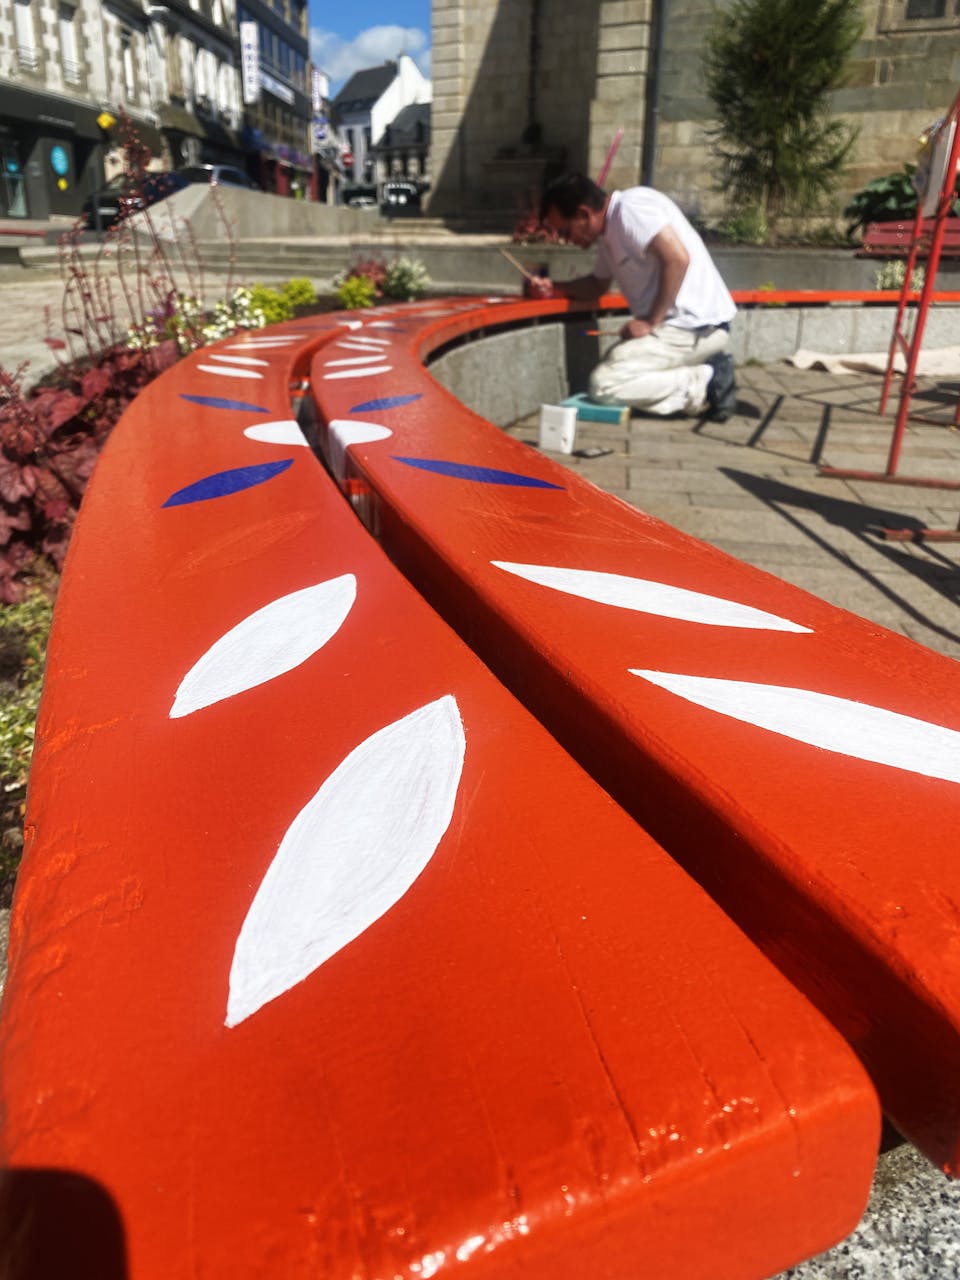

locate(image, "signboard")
(312, 115), (327, 149)
(311, 69), (328, 114)
(261, 71), (294, 105)
(240, 21), (260, 106)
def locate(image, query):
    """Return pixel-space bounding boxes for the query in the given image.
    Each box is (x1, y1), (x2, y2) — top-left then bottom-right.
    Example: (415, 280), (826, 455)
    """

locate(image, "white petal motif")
(225, 695), (466, 1026)
(492, 561), (811, 632)
(322, 365), (392, 380)
(243, 420), (309, 446)
(325, 353), (392, 367)
(629, 669), (960, 784)
(170, 575), (356, 718)
(208, 354), (270, 367)
(327, 419), (392, 482)
(196, 364), (265, 380)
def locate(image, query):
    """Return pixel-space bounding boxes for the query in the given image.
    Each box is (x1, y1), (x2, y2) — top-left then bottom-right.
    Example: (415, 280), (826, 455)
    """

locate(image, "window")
(880, 0), (960, 28)
(121, 29), (136, 101)
(14, 0), (39, 72)
(58, 3), (81, 83)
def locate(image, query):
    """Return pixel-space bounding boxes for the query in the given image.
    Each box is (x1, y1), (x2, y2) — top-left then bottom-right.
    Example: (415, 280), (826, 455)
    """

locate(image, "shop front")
(0, 83), (105, 219)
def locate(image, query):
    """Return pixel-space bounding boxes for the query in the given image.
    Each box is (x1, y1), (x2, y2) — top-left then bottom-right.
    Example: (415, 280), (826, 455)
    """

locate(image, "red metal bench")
(860, 217), (960, 256)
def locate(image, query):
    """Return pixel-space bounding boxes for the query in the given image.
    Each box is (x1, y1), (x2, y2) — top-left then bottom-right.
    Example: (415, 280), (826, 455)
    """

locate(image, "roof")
(333, 62), (398, 114)
(376, 101), (431, 150)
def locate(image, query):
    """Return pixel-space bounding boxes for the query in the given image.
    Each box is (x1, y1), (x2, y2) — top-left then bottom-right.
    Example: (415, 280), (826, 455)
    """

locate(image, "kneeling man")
(531, 173), (737, 420)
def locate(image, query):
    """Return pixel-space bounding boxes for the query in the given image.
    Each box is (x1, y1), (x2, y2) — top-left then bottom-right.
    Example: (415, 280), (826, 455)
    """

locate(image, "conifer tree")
(704, 0), (862, 237)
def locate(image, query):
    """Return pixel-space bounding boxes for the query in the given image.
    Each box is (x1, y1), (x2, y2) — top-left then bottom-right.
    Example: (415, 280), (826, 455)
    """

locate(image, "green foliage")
(843, 166), (919, 236)
(382, 255), (431, 301)
(247, 284), (294, 326)
(704, 0), (861, 235)
(874, 259), (926, 291)
(335, 275), (377, 310)
(0, 587), (53, 793)
(280, 277), (318, 310)
(716, 204), (769, 245)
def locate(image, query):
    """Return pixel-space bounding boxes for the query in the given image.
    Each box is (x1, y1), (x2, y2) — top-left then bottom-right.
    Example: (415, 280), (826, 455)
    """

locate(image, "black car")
(176, 164), (260, 189)
(81, 170), (189, 230)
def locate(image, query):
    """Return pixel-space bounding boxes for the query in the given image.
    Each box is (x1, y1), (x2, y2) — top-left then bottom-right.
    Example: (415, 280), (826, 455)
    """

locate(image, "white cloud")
(311, 25), (431, 95)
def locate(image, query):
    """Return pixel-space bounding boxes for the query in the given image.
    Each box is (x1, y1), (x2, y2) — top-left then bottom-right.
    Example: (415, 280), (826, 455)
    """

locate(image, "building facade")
(428, 0), (960, 226)
(332, 53), (431, 199)
(0, 0), (243, 218)
(237, 0), (311, 196)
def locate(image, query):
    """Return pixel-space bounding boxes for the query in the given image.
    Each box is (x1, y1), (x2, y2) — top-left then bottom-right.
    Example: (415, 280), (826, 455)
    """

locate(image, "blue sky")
(308, 1), (432, 95)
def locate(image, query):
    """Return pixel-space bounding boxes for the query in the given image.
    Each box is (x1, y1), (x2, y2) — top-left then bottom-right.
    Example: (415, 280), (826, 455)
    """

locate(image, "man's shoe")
(705, 353), (737, 422)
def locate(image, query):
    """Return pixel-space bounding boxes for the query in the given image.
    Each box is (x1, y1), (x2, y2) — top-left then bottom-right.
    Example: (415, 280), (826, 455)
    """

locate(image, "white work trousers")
(589, 323), (731, 416)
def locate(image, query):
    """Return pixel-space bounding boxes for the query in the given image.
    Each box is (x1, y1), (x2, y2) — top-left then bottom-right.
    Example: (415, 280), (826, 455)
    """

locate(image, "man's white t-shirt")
(593, 188), (736, 330)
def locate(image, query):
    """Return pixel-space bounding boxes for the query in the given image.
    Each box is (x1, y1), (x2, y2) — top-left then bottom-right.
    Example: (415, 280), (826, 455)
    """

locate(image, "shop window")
(14, 0), (40, 73)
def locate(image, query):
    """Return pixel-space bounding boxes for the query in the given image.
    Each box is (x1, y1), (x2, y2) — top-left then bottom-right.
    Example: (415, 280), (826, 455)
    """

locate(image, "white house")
(332, 52), (429, 194)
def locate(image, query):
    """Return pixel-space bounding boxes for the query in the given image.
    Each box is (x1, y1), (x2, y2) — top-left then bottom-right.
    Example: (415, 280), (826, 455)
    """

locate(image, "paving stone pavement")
(509, 364), (960, 1279)
(3, 264), (960, 1273)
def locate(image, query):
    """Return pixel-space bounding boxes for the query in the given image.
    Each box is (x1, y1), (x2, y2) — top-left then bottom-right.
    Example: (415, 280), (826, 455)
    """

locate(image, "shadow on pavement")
(720, 467), (960, 650)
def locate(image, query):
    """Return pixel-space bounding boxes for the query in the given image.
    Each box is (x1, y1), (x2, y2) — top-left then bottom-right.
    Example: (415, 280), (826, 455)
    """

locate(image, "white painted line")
(196, 364), (265, 380)
(322, 365), (392, 380)
(492, 562), (811, 631)
(630, 670), (960, 783)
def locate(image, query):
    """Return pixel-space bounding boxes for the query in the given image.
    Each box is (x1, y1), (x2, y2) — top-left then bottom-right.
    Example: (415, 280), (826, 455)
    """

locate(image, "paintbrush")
(498, 247), (539, 282)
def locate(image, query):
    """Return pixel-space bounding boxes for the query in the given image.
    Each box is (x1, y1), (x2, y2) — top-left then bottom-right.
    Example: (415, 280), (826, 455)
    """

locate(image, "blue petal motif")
(393, 457), (562, 489)
(350, 393), (422, 413)
(163, 459), (295, 507)
(180, 394), (272, 413)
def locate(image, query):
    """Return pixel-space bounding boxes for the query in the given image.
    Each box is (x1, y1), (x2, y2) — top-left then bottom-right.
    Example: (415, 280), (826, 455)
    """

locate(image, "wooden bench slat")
(0, 318), (879, 1279)
(309, 296), (960, 1171)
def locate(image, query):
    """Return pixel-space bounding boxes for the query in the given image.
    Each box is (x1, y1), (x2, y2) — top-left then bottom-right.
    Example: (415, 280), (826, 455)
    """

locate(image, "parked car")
(176, 164), (260, 189)
(381, 180), (421, 216)
(80, 170), (189, 230)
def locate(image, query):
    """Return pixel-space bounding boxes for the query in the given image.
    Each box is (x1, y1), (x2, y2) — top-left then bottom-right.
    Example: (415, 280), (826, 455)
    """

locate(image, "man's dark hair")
(539, 173), (606, 222)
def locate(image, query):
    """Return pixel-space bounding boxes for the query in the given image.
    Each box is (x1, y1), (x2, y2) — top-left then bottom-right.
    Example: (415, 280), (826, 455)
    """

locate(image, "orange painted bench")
(0, 314), (879, 1278)
(307, 294), (960, 1173)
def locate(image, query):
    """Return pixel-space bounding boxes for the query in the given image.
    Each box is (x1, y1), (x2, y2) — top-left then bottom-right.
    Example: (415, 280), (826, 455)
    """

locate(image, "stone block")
(599, 0), (653, 24)
(597, 49), (648, 76)
(798, 304), (862, 357)
(597, 24), (649, 52)
(739, 307), (802, 362)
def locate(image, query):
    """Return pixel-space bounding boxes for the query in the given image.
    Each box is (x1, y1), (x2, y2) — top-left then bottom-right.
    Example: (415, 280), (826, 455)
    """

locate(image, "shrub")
(875, 259), (926, 292)
(335, 275), (377, 310)
(280, 277), (318, 310)
(247, 284), (294, 326)
(0, 582), (54, 905)
(0, 586), (53, 791)
(843, 167), (921, 238)
(337, 257), (388, 297)
(0, 348), (178, 601)
(383, 256), (431, 301)
(704, 0), (861, 237)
